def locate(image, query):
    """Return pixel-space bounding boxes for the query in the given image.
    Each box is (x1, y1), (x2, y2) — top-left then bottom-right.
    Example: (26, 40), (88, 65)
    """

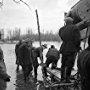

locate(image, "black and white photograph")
(0, 0), (90, 90)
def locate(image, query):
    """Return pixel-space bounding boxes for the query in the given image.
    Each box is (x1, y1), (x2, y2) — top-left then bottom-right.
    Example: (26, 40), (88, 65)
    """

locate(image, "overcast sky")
(0, 0), (79, 35)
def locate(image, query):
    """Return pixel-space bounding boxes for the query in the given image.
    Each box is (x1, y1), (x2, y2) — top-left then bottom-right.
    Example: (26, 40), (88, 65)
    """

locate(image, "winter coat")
(77, 47), (90, 90)
(0, 60), (11, 90)
(0, 48), (10, 90)
(46, 48), (60, 60)
(59, 24), (81, 54)
(15, 41), (22, 65)
(18, 43), (32, 66)
(32, 47), (43, 62)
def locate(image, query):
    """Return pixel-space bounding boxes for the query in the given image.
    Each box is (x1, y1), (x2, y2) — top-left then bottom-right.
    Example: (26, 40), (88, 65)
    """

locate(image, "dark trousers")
(22, 65), (33, 81)
(43, 56), (58, 77)
(33, 58), (39, 79)
(81, 78), (90, 90)
(61, 53), (76, 81)
(16, 58), (20, 71)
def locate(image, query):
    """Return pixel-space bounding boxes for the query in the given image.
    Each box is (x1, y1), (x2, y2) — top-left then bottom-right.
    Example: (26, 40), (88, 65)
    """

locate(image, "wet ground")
(0, 42), (61, 90)
(0, 41), (83, 90)
(0, 43), (44, 90)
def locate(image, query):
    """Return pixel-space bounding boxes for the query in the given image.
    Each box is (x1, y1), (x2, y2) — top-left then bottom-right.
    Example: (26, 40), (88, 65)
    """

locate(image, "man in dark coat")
(77, 35), (90, 90)
(31, 44), (47, 82)
(43, 45), (60, 77)
(0, 46), (11, 90)
(15, 40), (22, 71)
(18, 39), (33, 82)
(0, 46), (11, 83)
(59, 17), (81, 82)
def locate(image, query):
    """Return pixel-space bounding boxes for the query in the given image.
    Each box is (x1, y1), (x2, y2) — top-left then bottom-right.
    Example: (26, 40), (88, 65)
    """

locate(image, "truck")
(65, 0), (90, 39)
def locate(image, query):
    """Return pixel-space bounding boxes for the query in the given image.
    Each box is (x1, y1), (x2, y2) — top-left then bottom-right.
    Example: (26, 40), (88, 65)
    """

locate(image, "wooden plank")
(46, 68), (61, 79)
(51, 82), (74, 87)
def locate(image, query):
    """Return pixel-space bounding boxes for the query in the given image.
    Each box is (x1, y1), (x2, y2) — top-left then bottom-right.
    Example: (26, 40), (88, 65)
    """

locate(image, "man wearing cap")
(18, 38), (33, 82)
(31, 44), (47, 82)
(59, 17), (81, 83)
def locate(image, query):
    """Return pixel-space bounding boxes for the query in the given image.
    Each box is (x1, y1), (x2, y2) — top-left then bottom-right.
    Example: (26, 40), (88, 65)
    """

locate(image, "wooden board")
(46, 68), (61, 79)
(46, 68), (77, 80)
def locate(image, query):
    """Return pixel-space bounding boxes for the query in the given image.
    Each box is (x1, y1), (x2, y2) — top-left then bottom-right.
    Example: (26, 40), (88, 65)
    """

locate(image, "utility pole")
(35, 9), (41, 46)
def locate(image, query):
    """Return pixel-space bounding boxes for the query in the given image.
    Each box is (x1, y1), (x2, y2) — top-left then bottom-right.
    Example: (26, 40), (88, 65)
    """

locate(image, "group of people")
(15, 38), (60, 83)
(15, 38), (50, 82)
(15, 16), (90, 90)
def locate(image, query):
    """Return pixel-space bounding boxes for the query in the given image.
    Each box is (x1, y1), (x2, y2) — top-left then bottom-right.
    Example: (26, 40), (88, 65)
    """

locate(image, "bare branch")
(13, 0), (31, 10)
(20, 0), (31, 10)
(13, 0), (20, 3)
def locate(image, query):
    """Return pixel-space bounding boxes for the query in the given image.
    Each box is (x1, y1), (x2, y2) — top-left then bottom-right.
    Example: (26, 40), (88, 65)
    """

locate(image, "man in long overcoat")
(18, 39), (33, 82)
